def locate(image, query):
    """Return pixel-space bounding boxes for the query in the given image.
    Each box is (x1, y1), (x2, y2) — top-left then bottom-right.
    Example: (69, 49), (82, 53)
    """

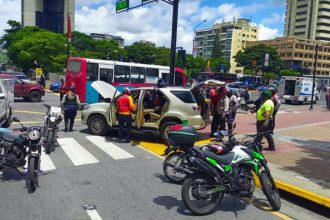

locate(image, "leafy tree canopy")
(126, 42), (157, 64)
(0, 20), (22, 48)
(279, 68), (300, 77)
(234, 44), (282, 73)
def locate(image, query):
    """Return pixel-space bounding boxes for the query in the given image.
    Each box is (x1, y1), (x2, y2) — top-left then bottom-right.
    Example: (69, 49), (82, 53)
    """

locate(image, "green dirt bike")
(181, 132), (281, 215)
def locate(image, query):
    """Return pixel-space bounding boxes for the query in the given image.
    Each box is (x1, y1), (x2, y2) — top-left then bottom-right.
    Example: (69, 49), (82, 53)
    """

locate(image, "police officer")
(256, 90), (275, 151)
(210, 87), (229, 136)
(62, 85), (80, 132)
(226, 89), (239, 132)
(117, 87), (136, 143)
(59, 79), (67, 102)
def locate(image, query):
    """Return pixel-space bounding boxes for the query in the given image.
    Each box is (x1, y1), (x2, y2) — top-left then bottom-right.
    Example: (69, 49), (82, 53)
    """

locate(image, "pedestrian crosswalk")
(277, 110), (301, 114)
(33, 136), (137, 172)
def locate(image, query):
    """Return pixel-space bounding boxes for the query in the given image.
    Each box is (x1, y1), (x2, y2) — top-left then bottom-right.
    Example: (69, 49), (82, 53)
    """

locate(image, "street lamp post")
(310, 43), (319, 111)
(193, 20), (207, 58)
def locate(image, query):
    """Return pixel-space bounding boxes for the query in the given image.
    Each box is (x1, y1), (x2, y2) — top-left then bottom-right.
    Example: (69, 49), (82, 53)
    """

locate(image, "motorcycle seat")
(199, 149), (235, 164)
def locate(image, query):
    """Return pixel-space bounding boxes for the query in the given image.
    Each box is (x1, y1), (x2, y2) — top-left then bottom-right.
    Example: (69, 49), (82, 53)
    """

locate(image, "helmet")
(218, 86), (227, 94)
(123, 87), (130, 94)
(261, 90), (272, 99)
(268, 87), (278, 96)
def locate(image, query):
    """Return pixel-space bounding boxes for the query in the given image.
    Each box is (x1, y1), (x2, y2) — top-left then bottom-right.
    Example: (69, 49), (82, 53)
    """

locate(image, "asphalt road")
(0, 91), (327, 220)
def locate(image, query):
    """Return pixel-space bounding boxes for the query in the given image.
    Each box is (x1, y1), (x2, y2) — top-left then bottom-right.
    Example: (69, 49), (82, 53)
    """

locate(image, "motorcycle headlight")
(28, 129), (41, 141)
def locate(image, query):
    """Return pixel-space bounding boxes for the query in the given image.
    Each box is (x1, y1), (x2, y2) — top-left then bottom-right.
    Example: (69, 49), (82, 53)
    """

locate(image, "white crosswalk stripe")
(86, 136), (134, 160)
(58, 138), (99, 166)
(40, 150), (56, 171)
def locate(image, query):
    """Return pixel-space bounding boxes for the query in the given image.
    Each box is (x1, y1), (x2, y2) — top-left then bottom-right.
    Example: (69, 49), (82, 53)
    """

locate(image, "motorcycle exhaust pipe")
(189, 156), (214, 176)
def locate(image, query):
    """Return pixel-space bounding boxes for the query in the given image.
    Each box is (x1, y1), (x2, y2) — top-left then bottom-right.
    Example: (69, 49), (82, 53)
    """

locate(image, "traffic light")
(177, 50), (186, 68)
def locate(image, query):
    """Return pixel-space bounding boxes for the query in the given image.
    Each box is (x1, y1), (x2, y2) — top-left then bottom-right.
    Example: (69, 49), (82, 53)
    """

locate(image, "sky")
(0, 0), (286, 53)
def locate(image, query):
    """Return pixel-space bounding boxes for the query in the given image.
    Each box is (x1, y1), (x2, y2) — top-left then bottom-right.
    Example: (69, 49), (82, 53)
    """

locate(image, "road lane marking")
(86, 210), (103, 220)
(58, 138), (99, 166)
(14, 110), (45, 115)
(40, 150), (56, 171)
(86, 136), (134, 160)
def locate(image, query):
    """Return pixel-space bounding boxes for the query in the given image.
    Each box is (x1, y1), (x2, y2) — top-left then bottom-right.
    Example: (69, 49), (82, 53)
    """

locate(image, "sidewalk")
(197, 113), (330, 208)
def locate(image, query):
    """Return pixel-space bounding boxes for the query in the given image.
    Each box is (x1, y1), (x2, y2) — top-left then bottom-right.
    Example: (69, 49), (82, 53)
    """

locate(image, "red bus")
(65, 57), (188, 103)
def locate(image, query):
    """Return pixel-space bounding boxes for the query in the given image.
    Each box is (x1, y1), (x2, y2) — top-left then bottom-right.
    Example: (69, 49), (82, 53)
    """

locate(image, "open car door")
(191, 80), (226, 123)
(91, 81), (121, 127)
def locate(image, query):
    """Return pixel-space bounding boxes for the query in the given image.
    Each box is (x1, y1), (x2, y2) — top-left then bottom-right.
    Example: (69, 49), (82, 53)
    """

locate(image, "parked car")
(0, 74), (45, 102)
(0, 78), (14, 127)
(81, 81), (208, 141)
(49, 81), (61, 93)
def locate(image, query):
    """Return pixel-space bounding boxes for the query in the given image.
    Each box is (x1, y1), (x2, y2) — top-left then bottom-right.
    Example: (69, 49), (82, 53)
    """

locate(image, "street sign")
(116, 0), (129, 13)
(264, 53), (269, 67)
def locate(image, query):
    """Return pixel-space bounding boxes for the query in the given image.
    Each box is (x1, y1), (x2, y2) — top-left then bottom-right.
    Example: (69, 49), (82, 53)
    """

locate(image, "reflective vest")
(117, 94), (130, 113)
(60, 83), (67, 94)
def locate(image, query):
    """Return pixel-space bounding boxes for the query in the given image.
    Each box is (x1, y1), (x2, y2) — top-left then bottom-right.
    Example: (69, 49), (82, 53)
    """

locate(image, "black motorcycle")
(0, 117), (42, 193)
(43, 104), (62, 154)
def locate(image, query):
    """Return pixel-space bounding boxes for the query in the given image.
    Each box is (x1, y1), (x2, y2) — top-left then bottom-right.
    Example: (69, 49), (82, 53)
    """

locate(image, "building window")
(296, 18), (306, 22)
(297, 4), (307, 9)
(295, 25), (305, 29)
(296, 11), (307, 15)
(295, 31), (305, 35)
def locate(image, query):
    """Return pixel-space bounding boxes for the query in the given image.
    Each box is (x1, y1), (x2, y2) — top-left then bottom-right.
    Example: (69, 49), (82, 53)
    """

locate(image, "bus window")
(87, 63), (98, 81)
(100, 68), (113, 84)
(146, 68), (159, 84)
(114, 65), (130, 83)
(131, 67), (145, 84)
(68, 60), (81, 73)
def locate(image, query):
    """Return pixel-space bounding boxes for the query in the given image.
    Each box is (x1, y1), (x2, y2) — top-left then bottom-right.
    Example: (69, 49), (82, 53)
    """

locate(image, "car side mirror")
(12, 117), (20, 122)
(0, 95), (5, 100)
(104, 98), (111, 103)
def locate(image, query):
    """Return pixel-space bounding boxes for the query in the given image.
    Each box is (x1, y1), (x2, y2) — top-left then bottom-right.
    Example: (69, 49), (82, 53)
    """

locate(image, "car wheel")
(87, 114), (107, 136)
(29, 91), (42, 102)
(285, 100), (291, 104)
(160, 121), (180, 142)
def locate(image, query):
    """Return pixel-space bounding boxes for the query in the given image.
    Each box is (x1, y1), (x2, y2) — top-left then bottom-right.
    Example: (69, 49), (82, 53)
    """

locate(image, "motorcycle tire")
(259, 171), (281, 211)
(45, 130), (54, 154)
(163, 152), (187, 184)
(27, 157), (38, 193)
(181, 173), (222, 215)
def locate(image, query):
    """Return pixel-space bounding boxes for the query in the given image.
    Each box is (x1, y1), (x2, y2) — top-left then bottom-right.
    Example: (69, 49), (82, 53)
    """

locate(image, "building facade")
(247, 36), (330, 85)
(22, 0), (75, 34)
(90, 33), (125, 48)
(285, 0), (330, 41)
(194, 18), (258, 73)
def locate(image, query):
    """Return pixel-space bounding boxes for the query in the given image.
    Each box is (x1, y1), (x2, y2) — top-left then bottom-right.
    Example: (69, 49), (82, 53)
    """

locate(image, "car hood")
(91, 80), (121, 99)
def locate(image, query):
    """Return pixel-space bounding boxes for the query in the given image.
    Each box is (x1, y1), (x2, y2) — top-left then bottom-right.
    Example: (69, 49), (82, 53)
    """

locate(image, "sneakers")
(118, 139), (130, 143)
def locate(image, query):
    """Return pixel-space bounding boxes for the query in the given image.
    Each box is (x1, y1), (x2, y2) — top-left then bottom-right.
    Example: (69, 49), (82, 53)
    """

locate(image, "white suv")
(81, 81), (209, 140)
(0, 79), (14, 128)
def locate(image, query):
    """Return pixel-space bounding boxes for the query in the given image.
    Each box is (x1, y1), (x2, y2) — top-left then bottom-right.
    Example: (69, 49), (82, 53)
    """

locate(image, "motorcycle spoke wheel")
(260, 171), (281, 211)
(181, 173), (222, 215)
(163, 152), (187, 184)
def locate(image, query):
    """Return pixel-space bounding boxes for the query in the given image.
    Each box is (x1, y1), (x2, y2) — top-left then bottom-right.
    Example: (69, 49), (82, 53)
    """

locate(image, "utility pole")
(66, 0), (71, 67)
(310, 43), (319, 110)
(169, 0), (179, 86)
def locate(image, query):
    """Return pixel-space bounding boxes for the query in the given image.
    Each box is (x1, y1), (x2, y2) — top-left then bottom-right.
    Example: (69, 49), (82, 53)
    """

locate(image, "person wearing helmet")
(226, 89), (239, 132)
(269, 87), (281, 133)
(116, 87), (136, 143)
(256, 89), (275, 151)
(210, 86), (229, 136)
(61, 85), (80, 132)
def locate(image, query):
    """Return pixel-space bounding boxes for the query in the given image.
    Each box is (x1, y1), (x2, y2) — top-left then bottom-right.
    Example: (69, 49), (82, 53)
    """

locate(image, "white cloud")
(0, 0), (21, 36)
(258, 24), (280, 40)
(262, 12), (285, 25)
(0, 0), (284, 54)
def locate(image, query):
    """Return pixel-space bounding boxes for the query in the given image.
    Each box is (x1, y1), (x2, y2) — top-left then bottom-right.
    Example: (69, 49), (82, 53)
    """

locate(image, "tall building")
(90, 33), (125, 48)
(22, 0), (75, 34)
(194, 18), (258, 73)
(285, 0), (330, 41)
(246, 36), (330, 85)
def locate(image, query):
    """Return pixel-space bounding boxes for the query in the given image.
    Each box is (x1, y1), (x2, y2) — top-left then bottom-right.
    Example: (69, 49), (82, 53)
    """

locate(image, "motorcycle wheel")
(259, 171), (281, 211)
(163, 152), (187, 184)
(181, 173), (222, 215)
(27, 157), (38, 193)
(45, 130), (54, 154)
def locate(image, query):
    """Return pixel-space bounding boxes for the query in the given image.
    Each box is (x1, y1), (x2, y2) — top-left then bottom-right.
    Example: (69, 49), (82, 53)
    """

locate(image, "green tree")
(209, 57), (230, 72)
(0, 20), (22, 48)
(126, 42), (157, 64)
(185, 54), (207, 78)
(279, 68), (300, 77)
(211, 33), (222, 58)
(263, 72), (277, 84)
(234, 44), (282, 74)
(95, 39), (121, 60)
(154, 47), (170, 66)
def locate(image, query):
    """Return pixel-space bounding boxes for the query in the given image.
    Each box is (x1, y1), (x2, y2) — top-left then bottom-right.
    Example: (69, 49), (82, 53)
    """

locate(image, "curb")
(253, 173), (330, 208)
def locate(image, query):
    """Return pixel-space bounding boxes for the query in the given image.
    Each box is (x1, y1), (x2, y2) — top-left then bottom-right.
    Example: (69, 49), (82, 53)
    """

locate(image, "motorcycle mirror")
(12, 117), (20, 122)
